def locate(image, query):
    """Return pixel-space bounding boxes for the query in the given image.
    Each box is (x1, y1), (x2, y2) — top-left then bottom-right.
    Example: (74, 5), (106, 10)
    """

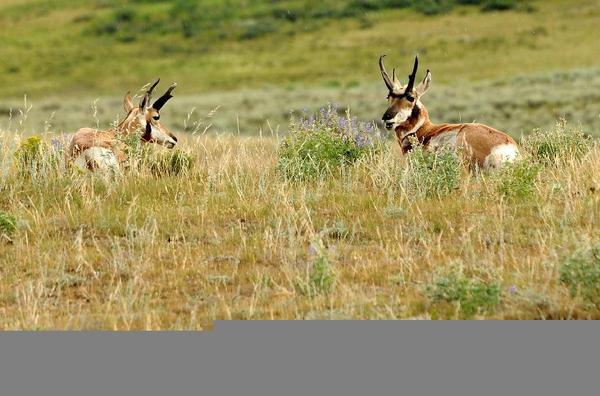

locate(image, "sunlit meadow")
(1, 0), (599, 328)
(0, 104), (598, 328)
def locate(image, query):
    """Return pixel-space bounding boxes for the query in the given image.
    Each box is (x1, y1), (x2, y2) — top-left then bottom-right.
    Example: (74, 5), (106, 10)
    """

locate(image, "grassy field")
(0, 120), (599, 328)
(1, 0), (599, 327)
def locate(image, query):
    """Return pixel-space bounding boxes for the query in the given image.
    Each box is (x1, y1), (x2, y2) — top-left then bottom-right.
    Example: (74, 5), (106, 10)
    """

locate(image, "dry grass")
(1, 121), (599, 328)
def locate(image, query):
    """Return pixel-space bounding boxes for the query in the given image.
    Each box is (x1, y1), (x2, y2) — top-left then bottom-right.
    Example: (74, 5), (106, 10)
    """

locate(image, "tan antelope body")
(68, 79), (178, 172)
(379, 55), (518, 169)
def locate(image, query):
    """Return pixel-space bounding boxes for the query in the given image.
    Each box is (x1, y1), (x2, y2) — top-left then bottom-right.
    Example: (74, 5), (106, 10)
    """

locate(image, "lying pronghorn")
(379, 55), (518, 169)
(67, 79), (178, 171)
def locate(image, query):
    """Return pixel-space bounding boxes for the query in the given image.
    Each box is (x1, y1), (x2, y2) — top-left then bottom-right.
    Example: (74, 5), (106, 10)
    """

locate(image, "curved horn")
(139, 78), (160, 109)
(404, 55), (419, 95)
(152, 82), (177, 111)
(379, 55), (394, 92)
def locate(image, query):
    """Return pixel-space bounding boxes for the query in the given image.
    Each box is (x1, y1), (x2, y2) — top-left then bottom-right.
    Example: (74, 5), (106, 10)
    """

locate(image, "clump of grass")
(0, 210), (17, 236)
(14, 136), (44, 173)
(559, 243), (600, 307)
(522, 120), (592, 165)
(297, 242), (336, 296)
(402, 143), (461, 198)
(147, 150), (194, 176)
(493, 160), (540, 200)
(426, 267), (501, 319)
(117, 133), (193, 175)
(309, 254), (335, 295)
(13, 135), (58, 178)
(277, 104), (382, 181)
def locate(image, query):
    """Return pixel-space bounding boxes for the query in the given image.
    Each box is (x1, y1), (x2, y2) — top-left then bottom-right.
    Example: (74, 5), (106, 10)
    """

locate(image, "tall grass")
(0, 117), (598, 327)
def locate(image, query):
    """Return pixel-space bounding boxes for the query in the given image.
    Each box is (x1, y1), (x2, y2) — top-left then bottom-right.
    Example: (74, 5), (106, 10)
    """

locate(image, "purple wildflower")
(50, 138), (63, 151)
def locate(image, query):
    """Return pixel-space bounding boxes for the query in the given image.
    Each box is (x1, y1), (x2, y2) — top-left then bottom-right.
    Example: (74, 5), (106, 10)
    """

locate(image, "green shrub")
(403, 144), (461, 198)
(493, 160), (540, 199)
(309, 254), (335, 295)
(522, 120), (592, 165)
(559, 243), (600, 307)
(14, 136), (56, 178)
(0, 210), (17, 236)
(426, 268), (501, 318)
(481, 0), (518, 12)
(278, 105), (382, 181)
(296, 241), (336, 296)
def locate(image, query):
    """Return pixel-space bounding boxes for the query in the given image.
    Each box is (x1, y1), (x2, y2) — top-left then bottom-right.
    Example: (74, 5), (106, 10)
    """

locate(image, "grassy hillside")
(1, 0), (599, 136)
(1, 0), (598, 95)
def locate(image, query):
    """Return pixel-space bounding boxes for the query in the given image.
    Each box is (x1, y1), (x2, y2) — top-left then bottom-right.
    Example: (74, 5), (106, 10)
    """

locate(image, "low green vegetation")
(559, 244), (600, 307)
(402, 144), (462, 198)
(277, 105), (382, 180)
(493, 160), (540, 200)
(146, 149), (194, 176)
(0, 210), (17, 237)
(426, 266), (501, 319)
(523, 121), (592, 164)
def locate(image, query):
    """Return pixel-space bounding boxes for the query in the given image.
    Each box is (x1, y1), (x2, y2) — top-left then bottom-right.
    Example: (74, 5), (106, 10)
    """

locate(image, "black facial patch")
(142, 122), (152, 142)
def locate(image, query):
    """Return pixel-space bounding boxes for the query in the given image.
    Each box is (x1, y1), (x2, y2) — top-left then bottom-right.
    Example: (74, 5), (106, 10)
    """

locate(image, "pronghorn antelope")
(379, 55), (519, 170)
(67, 79), (178, 171)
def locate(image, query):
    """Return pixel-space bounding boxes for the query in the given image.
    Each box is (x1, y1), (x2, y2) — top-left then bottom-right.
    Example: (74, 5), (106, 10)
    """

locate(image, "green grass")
(0, 0), (598, 97)
(1, 0), (598, 138)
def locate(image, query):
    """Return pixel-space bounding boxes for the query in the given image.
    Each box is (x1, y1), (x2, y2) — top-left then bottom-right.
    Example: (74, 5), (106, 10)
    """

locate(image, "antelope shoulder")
(426, 130), (459, 152)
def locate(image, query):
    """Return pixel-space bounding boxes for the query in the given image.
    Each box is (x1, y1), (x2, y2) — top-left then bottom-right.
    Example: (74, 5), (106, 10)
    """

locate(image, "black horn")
(404, 55), (419, 95)
(379, 55), (394, 92)
(140, 78), (160, 109)
(152, 82), (177, 111)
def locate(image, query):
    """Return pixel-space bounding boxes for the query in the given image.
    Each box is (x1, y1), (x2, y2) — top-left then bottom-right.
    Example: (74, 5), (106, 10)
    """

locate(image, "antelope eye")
(152, 115), (160, 121)
(406, 95), (415, 103)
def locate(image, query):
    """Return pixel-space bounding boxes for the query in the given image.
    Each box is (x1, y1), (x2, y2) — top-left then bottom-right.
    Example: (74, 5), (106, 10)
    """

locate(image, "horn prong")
(405, 55), (419, 95)
(152, 82), (178, 111)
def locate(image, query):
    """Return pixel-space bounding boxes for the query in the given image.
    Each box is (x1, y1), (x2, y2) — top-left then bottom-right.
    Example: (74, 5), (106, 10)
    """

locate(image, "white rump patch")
(73, 147), (120, 174)
(483, 144), (519, 170)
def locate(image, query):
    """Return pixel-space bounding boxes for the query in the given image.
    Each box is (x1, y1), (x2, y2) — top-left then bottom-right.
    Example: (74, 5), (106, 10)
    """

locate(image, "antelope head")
(123, 79), (179, 148)
(379, 55), (431, 131)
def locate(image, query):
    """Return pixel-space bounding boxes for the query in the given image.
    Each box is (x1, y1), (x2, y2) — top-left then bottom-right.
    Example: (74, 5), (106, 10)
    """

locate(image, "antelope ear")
(415, 70), (432, 97)
(123, 92), (134, 113)
(139, 93), (149, 110)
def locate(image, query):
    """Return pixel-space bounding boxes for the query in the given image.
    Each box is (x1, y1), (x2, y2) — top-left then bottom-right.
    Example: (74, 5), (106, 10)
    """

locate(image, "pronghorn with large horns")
(67, 79), (178, 171)
(379, 55), (519, 170)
